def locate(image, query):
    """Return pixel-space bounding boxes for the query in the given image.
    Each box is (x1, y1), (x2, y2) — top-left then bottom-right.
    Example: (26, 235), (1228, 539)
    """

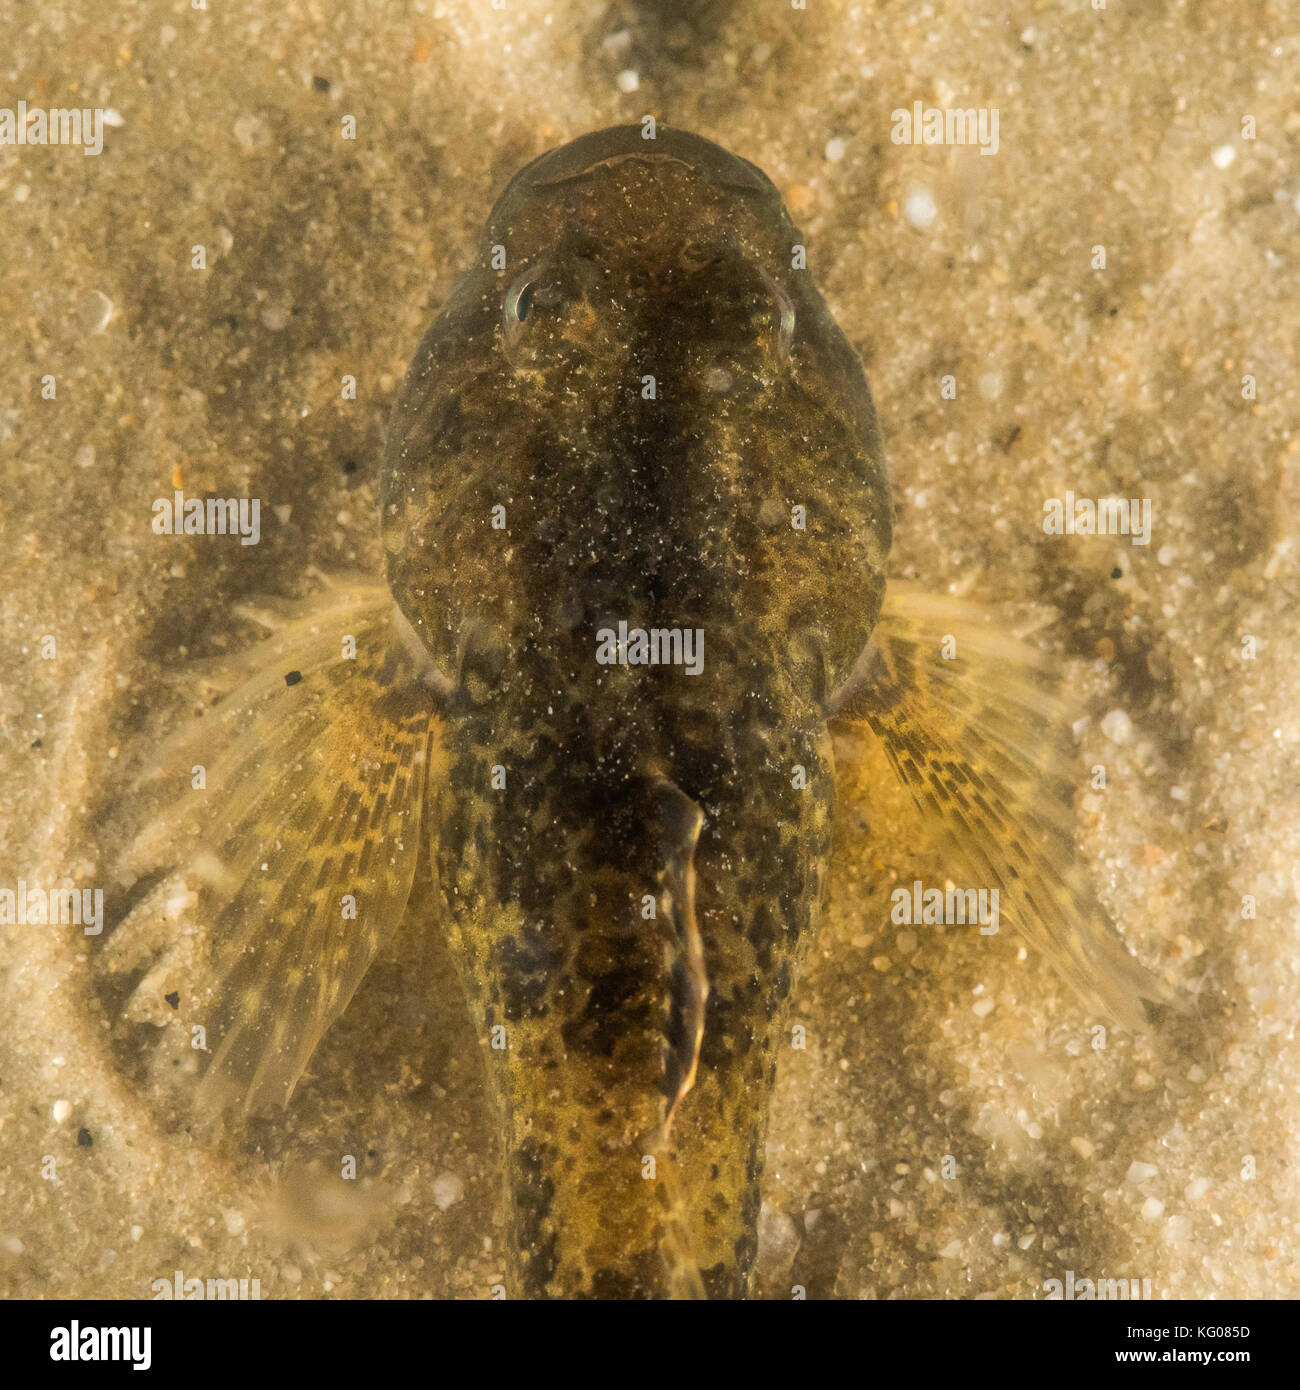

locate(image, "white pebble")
(80, 290), (114, 334)
(825, 137), (846, 163)
(52, 1099), (72, 1124)
(1140, 1196), (1165, 1220)
(432, 1172), (465, 1210)
(1100, 708), (1133, 744)
(904, 187), (937, 229)
(616, 69), (639, 94)
(1185, 1177), (1211, 1201)
(755, 1202), (800, 1272)
(1211, 144), (1236, 169)
(1126, 1160), (1159, 1183)
(75, 444), (96, 469)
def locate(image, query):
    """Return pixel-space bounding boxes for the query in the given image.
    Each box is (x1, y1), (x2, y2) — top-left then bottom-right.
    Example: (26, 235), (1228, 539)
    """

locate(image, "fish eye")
(504, 267), (542, 329)
(759, 270), (796, 364)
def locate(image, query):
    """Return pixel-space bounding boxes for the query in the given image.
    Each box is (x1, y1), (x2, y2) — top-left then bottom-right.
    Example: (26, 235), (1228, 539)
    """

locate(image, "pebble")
(78, 291), (114, 336)
(1101, 708), (1133, 744)
(755, 1202), (800, 1274)
(432, 1172), (465, 1210)
(1141, 1197), (1165, 1220)
(825, 137), (846, 163)
(52, 1099), (72, 1124)
(1126, 1160), (1159, 1183)
(904, 187), (937, 230)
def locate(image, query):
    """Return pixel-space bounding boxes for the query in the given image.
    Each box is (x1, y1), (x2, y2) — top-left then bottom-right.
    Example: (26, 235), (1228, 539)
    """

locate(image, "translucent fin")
(109, 581), (447, 1114)
(650, 775), (709, 1141)
(829, 582), (1185, 1029)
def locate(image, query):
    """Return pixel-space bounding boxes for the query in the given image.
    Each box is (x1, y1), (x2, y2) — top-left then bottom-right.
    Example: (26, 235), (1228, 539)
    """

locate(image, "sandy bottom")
(1, 0), (1297, 1298)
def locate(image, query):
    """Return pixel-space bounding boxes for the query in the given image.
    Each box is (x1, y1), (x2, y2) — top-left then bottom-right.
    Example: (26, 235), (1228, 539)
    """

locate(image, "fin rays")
(831, 582), (1185, 1029)
(107, 582), (446, 1114)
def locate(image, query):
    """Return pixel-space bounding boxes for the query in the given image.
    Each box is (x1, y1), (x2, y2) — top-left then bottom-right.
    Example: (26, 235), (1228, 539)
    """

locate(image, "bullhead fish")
(108, 124), (1182, 1299)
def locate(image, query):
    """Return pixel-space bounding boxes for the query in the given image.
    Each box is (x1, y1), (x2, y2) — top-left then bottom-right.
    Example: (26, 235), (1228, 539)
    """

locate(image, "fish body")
(110, 126), (1181, 1300)
(381, 125), (890, 1296)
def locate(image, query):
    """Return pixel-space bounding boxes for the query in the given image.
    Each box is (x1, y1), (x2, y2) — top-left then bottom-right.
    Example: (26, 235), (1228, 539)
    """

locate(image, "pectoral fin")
(108, 581), (448, 1114)
(829, 582), (1185, 1029)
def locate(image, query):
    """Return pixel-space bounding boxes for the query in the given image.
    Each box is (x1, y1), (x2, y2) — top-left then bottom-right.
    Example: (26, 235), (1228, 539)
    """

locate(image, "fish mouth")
(510, 124), (775, 195)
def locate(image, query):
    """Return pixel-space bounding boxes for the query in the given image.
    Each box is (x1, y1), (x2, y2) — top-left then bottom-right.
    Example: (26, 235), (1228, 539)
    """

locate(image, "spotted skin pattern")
(382, 126), (890, 1296)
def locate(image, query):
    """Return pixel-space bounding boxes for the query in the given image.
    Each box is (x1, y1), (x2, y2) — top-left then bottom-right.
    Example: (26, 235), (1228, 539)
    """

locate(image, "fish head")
(382, 124), (892, 740)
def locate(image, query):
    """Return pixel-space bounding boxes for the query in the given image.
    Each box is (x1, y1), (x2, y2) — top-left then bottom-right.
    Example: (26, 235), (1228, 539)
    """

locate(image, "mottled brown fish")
(109, 125), (1182, 1299)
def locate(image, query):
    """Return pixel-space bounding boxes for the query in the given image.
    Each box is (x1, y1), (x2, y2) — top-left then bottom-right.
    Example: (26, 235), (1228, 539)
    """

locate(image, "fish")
(105, 124), (1184, 1299)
